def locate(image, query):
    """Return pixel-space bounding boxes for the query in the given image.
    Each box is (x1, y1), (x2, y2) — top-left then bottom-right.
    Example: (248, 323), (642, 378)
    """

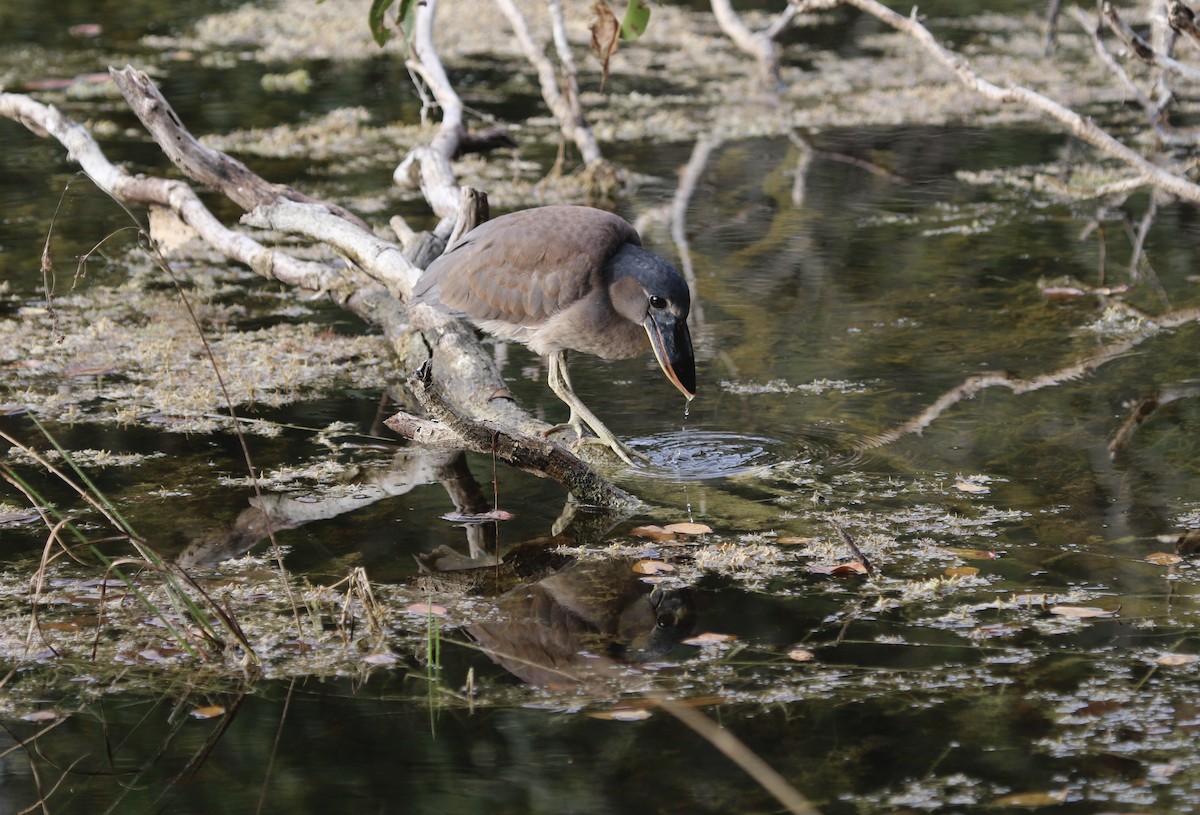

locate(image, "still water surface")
(4, 3), (1200, 814)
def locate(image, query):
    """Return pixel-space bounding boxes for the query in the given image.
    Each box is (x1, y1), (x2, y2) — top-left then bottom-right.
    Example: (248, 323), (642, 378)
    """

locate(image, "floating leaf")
(1156, 653), (1199, 667)
(788, 649), (815, 662)
(1040, 285), (1087, 300)
(992, 790), (1067, 807)
(806, 561), (869, 577)
(954, 478), (990, 494)
(942, 547), (1001, 560)
(588, 707), (651, 721)
(364, 653), (397, 666)
(1146, 551), (1182, 565)
(970, 622), (1023, 639)
(22, 710), (58, 723)
(632, 559), (674, 574)
(630, 524), (675, 540)
(776, 536), (817, 546)
(1148, 762), (1184, 780)
(683, 632), (736, 646)
(441, 509), (514, 523)
(406, 603), (448, 616)
(1050, 605), (1115, 619)
(663, 521), (712, 535)
(944, 566), (980, 578)
(191, 705), (226, 720)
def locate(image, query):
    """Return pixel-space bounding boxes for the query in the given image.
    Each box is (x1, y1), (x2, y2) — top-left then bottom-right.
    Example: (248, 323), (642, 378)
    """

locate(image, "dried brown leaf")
(1156, 653), (1199, 667)
(406, 602), (448, 616)
(22, 710), (58, 723)
(806, 561), (869, 577)
(942, 547), (1001, 560)
(991, 790), (1067, 807)
(630, 524), (676, 541)
(632, 559), (674, 574)
(683, 632), (736, 646)
(1040, 285), (1087, 300)
(954, 478), (990, 494)
(944, 566), (980, 578)
(589, 0), (619, 90)
(663, 521), (713, 535)
(1146, 551), (1182, 565)
(588, 707), (652, 721)
(191, 705), (226, 720)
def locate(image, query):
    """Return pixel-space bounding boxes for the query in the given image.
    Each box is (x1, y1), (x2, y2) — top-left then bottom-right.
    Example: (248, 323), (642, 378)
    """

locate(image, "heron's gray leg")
(543, 351), (644, 465)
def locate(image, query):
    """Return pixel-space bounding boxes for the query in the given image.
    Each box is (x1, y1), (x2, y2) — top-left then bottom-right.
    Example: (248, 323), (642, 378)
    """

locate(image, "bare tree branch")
(0, 90), (356, 298)
(1102, 0), (1200, 83)
(795, 0), (1200, 206)
(493, 0), (604, 167)
(709, 0), (794, 94)
(394, 0), (464, 226)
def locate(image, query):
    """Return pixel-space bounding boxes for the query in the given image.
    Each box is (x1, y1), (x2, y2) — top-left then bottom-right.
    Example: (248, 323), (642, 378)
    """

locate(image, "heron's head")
(608, 243), (696, 400)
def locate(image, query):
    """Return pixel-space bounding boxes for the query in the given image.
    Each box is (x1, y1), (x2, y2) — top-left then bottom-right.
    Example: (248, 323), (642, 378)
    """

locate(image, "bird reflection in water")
(465, 558), (696, 688)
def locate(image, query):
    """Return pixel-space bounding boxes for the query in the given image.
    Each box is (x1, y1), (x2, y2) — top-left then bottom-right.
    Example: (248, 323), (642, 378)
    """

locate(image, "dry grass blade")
(828, 518), (877, 578)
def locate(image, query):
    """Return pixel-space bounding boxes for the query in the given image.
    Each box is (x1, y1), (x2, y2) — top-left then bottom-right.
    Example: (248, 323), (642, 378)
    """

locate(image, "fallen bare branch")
(0, 91), (356, 298)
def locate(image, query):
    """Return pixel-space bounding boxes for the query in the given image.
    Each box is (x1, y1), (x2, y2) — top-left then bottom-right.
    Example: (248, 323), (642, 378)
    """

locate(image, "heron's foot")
(573, 433), (648, 466)
(540, 419), (586, 446)
(540, 421), (646, 465)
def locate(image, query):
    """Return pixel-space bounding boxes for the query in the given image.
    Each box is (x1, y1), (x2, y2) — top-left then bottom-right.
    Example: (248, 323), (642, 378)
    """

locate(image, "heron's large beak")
(644, 313), (696, 400)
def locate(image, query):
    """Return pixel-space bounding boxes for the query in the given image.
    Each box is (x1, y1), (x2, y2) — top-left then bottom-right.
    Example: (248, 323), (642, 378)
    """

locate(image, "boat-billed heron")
(413, 205), (696, 464)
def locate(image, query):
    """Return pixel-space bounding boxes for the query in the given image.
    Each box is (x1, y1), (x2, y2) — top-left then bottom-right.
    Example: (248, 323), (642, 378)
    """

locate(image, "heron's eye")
(650, 295), (667, 309)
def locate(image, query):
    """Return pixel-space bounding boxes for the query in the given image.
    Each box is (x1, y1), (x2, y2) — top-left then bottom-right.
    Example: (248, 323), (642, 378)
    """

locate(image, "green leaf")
(620, 0), (651, 40)
(369, 0), (396, 46)
(396, 0), (420, 53)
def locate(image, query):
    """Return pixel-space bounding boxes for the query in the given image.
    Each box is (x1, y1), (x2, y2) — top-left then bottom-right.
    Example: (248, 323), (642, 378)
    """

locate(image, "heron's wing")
(417, 206), (640, 325)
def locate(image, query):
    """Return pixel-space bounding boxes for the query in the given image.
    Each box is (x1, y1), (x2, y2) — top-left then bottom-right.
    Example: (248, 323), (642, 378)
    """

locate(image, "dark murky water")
(5, 2), (1200, 814)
